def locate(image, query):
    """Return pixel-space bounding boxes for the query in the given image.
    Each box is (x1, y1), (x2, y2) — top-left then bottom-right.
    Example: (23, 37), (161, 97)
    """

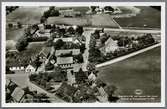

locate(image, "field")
(97, 47), (161, 102)
(114, 6), (161, 28)
(47, 16), (91, 26)
(91, 14), (120, 28)
(47, 14), (119, 28)
(6, 28), (25, 41)
(56, 6), (89, 15)
(7, 6), (49, 24)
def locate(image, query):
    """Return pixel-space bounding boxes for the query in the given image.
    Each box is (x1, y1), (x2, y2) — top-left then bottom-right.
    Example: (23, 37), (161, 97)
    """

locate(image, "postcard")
(1, 2), (165, 107)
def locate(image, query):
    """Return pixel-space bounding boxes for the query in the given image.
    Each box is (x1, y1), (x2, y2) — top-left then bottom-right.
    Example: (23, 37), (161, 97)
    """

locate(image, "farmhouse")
(100, 37), (118, 55)
(6, 56), (30, 72)
(25, 64), (36, 74)
(55, 49), (80, 56)
(34, 29), (51, 38)
(57, 57), (73, 68)
(59, 9), (81, 17)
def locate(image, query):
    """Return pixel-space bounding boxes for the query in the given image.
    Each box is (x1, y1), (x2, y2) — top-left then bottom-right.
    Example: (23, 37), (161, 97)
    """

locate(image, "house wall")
(25, 65), (36, 74)
(9, 66), (24, 71)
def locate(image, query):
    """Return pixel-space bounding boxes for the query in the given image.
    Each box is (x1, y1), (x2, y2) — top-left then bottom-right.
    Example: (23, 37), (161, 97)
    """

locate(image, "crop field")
(56, 6), (89, 15)
(47, 14), (119, 28)
(97, 46), (161, 102)
(47, 16), (91, 26)
(7, 6), (49, 24)
(91, 14), (119, 28)
(114, 6), (161, 28)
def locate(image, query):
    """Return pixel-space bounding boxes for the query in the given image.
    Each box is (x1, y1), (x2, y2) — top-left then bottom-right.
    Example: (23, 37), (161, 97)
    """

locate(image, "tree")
(96, 79), (106, 88)
(8, 23), (13, 28)
(43, 7), (59, 18)
(75, 68), (87, 83)
(89, 35), (96, 48)
(105, 85), (117, 96)
(40, 16), (47, 23)
(104, 85), (118, 102)
(144, 33), (155, 44)
(80, 44), (86, 53)
(104, 6), (114, 12)
(76, 26), (84, 35)
(24, 26), (31, 36)
(50, 9), (60, 16)
(17, 22), (22, 28)
(48, 66), (67, 81)
(45, 37), (54, 47)
(45, 61), (54, 71)
(67, 26), (75, 34)
(34, 93), (50, 103)
(86, 63), (95, 72)
(53, 39), (64, 50)
(15, 36), (29, 51)
(6, 67), (15, 74)
(100, 34), (109, 44)
(23, 87), (32, 95)
(43, 11), (50, 18)
(74, 53), (84, 63)
(93, 30), (100, 39)
(90, 6), (97, 12)
(33, 55), (42, 71)
(49, 6), (55, 11)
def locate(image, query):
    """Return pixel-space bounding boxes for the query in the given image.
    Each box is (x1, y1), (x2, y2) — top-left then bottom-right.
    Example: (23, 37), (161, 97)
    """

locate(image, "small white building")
(100, 37), (118, 55)
(9, 66), (25, 71)
(25, 64), (36, 74)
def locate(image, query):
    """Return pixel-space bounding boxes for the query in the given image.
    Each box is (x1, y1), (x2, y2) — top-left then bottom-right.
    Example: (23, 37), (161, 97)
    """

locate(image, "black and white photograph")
(1, 2), (165, 107)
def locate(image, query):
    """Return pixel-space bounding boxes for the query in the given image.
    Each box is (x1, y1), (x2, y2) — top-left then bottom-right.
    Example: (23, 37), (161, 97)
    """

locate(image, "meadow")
(97, 46), (161, 102)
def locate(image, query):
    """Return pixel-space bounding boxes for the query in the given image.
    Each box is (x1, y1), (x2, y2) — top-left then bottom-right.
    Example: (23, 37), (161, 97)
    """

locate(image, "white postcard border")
(1, 2), (165, 107)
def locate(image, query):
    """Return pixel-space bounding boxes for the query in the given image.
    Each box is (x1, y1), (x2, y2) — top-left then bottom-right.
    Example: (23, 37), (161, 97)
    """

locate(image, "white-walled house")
(25, 64), (36, 74)
(9, 66), (25, 71)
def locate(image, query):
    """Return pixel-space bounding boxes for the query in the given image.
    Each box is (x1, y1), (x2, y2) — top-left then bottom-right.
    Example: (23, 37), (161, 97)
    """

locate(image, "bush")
(15, 36), (29, 51)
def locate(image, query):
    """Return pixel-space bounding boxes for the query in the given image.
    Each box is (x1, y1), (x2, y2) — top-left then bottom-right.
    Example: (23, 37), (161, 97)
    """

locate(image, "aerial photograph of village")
(5, 5), (161, 103)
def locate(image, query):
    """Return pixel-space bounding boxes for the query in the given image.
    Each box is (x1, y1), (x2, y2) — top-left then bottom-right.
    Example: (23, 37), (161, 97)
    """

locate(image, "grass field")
(47, 16), (91, 26)
(6, 28), (25, 41)
(7, 6), (49, 24)
(47, 14), (119, 28)
(97, 46), (161, 102)
(114, 6), (161, 28)
(56, 6), (89, 15)
(91, 14), (119, 28)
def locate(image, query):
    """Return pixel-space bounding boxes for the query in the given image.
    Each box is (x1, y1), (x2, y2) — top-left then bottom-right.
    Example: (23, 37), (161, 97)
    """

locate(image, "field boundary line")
(96, 43), (161, 68)
(111, 17), (123, 29)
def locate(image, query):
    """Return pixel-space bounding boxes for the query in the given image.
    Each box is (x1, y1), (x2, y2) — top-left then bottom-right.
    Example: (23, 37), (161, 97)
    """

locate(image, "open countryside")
(97, 46), (161, 102)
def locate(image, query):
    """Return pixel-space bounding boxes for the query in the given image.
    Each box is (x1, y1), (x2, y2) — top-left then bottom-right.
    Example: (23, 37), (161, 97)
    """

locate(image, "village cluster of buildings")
(87, 6), (122, 14)
(6, 23), (113, 102)
(6, 78), (49, 103)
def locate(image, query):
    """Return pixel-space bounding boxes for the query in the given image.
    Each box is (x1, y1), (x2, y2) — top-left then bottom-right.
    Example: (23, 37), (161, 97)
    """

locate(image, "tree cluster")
(43, 6), (60, 19)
